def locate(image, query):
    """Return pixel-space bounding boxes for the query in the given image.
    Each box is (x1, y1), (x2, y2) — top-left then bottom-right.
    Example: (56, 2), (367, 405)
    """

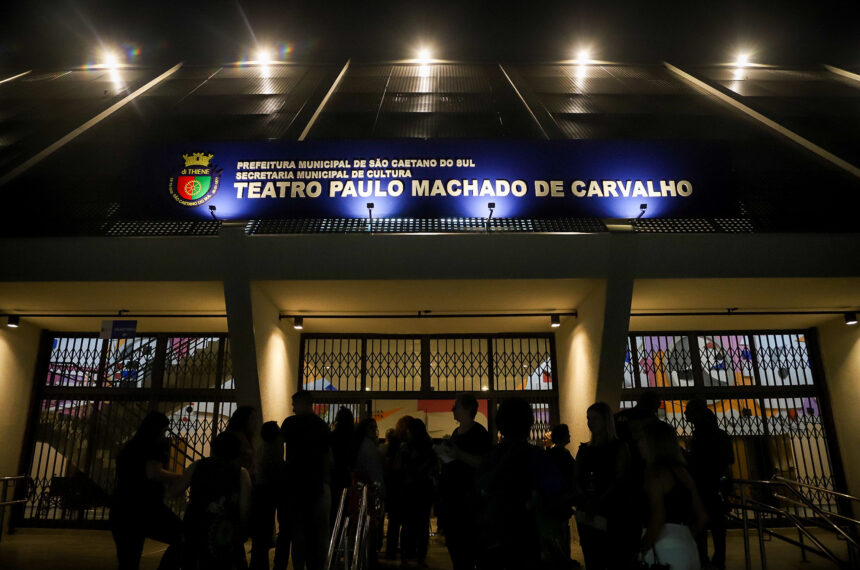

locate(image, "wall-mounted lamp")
(209, 205), (218, 221)
(846, 312), (858, 326)
(366, 202), (374, 235)
(550, 314), (561, 328)
(637, 203), (648, 219)
(6, 315), (19, 328)
(486, 202), (495, 233)
(293, 316), (304, 330)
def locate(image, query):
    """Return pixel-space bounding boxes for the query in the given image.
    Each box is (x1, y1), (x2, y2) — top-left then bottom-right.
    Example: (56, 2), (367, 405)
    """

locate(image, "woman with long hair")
(639, 421), (707, 570)
(400, 418), (439, 567)
(226, 405), (260, 476)
(330, 406), (356, 526)
(384, 414), (414, 560)
(353, 418), (385, 494)
(574, 402), (632, 570)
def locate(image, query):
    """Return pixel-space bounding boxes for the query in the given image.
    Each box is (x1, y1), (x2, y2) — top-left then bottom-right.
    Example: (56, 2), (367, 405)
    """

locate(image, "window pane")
(493, 337), (553, 391)
(302, 337), (362, 391)
(429, 337), (489, 392)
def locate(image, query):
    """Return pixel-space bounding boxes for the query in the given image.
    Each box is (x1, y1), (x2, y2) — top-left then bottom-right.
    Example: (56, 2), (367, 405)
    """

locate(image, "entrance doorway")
(300, 333), (560, 443)
(18, 332), (236, 528)
(621, 329), (844, 521)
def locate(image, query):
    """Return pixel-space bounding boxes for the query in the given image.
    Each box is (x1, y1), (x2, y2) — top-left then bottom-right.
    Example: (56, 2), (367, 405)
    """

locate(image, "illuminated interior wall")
(556, 281), (606, 447)
(0, 320), (40, 521)
(817, 316), (860, 508)
(251, 284), (299, 422)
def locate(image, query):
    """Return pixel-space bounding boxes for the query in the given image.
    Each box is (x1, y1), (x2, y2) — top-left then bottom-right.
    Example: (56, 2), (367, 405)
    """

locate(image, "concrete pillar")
(816, 316), (860, 509)
(0, 319), (40, 533)
(221, 224), (262, 410)
(0, 321), (40, 477)
(556, 234), (635, 446)
(594, 276), (634, 407)
(556, 280), (607, 446)
(250, 284), (300, 422)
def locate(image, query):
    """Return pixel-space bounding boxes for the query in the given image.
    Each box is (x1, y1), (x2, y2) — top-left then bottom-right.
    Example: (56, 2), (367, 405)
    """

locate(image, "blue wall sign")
(134, 140), (734, 220)
(100, 320), (138, 339)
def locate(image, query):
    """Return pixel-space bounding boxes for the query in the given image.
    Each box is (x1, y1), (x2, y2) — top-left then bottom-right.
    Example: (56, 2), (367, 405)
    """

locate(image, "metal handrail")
(1, 475), (27, 545)
(326, 488), (349, 570)
(351, 486), (369, 570)
(729, 477), (859, 570)
(773, 476), (860, 502)
(772, 493), (860, 527)
(732, 495), (845, 567)
(732, 477), (859, 547)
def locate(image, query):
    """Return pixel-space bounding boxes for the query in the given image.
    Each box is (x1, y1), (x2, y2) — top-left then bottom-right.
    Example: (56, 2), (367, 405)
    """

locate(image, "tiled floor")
(0, 526), (851, 569)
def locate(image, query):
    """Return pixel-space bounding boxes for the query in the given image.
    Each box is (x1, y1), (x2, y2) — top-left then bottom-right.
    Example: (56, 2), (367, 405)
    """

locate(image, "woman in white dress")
(639, 421), (708, 569)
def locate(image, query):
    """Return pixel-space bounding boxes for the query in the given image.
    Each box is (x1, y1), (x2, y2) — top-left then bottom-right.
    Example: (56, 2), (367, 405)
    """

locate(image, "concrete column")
(250, 284), (300, 422)
(594, 276), (634, 406)
(816, 317), (860, 510)
(221, 224), (262, 410)
(0, 321), (40, 477)
(556, 280), (607, 446)
(0, 319), (40, 533)
(556, 235), (636, 446)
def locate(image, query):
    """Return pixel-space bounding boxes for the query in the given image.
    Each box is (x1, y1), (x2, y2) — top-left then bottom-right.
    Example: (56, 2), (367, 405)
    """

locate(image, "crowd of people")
(111, 390), (734, 570)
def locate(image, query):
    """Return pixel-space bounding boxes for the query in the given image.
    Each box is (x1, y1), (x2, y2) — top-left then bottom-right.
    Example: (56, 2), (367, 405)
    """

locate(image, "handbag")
(630, 546), (670, 570)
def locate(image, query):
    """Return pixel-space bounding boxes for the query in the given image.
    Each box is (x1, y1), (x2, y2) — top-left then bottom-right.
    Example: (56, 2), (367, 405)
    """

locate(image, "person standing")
(280, 391), (332, 570)
(329, 406), (356, 528)
(546, 424), (579, 568)
(437, 394), (491, 570)
(353, 417), (386, 564)
(226, 405), (260, 477)
(111, 411), (184, 570)
(400, 418), (439, 567)
(250, 421), (285, 570)
(383, 416), (413, 560)
(685, 399), (734, 570)
(183, 431), (253, 570)
(574, 402), (633, 570)
(639, 421), (707, 570)
(477, 398), (561, 570)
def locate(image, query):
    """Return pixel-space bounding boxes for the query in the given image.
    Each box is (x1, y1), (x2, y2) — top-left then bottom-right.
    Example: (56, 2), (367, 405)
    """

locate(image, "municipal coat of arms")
(168, 152), (220, 206)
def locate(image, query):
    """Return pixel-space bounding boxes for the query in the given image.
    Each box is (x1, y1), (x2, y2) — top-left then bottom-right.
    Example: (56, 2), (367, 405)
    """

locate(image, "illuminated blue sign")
(137, 140), (734, 220)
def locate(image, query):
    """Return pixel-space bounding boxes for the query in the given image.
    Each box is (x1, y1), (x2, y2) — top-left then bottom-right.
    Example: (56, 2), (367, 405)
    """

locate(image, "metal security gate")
(16, 332), (237, 528)
(300, 333), (560, 443)
(621, 329), (844, 520)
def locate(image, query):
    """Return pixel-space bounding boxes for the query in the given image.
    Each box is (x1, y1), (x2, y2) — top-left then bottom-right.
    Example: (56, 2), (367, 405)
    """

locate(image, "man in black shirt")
(478, 398), (563, 570)
(686, 399), (734, 570)
(437, 394), (491, 570)
(278, 391), (332, 570)
(111, 411), (184, 570)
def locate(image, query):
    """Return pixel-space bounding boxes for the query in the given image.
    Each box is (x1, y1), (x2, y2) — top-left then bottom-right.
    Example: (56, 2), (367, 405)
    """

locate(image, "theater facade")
(0, 58), (858, 528)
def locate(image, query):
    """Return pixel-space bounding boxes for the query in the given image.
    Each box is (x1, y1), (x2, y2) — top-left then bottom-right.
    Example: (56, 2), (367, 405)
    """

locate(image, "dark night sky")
(1, 1), (858, 69)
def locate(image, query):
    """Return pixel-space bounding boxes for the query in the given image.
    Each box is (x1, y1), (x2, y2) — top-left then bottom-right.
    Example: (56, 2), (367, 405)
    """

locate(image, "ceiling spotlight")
(735, 52), (751, 67)
(293, 316), (304, 330)
(845, 312), (858, 326)
(103, 52), (120, 69)
(6, 315), (19, 328)
(576, 49), (591, 64)
(256, 49), (272, 64)
(550, 314), (561, 328)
